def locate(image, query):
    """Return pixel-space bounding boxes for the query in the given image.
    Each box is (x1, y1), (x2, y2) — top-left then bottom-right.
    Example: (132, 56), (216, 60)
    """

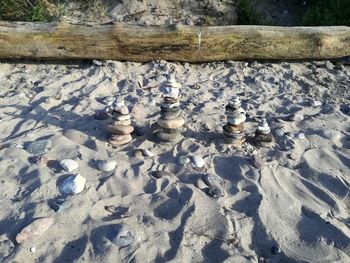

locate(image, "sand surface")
(0, 60), (349, 262)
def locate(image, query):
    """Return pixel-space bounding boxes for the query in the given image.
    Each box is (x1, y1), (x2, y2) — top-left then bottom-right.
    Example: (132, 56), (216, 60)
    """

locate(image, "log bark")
(0, 19), (349, 62)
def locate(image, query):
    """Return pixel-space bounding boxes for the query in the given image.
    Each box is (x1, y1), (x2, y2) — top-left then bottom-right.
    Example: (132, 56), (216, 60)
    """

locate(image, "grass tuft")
(0, 0), (52, 22)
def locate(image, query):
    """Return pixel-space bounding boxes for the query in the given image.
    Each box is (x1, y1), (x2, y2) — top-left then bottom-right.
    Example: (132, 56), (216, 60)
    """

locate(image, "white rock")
(160, 86), (179, 98)
(257, 118), (271, 134)
(103, 96), (115, 106)
(30, 247), (36, 253)
(312, 100), (322, 107)
(59, 159), (79, 172)
(192, 155), (205, 168)
(113, 98), (125, 108)
(288, 113), (304, 122)
(142, 149), (155, 157)
(59, 174), (86, 195)
(97, 160), (117, 172)
(227, 114), (246, 125)
(296, 132), (305, 140)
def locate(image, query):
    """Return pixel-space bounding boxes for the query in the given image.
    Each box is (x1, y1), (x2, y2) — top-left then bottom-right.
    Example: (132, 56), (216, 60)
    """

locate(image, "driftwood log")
(0, 19), (349, 62)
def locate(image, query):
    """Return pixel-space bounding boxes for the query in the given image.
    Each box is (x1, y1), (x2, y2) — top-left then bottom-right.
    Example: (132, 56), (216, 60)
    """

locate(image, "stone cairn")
(107, 98), (134, 146)
(253, 117), (273, 147)
(223, 96), (246, 147)
(153, 72), (184, 143)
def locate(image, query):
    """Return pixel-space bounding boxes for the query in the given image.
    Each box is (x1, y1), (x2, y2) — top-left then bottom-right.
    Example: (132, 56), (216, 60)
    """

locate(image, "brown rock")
(111, 119), (132, 126)
(157, 116), (184, 129)
(16, 217), (55, 244)
(157, 132), (182, 142)
(115, 106), (129, 115)
(107, 124), (134, 135)
(108, 134), (132, 146)
(113, 113), (131, 121)
(224, 136), (245, 147)
(164, 97), (179, 104)
(225, 123), (244, 133)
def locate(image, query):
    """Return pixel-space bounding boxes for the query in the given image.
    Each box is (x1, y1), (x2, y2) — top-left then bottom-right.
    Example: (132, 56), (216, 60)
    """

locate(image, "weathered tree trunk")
(0, 19), (349, 62)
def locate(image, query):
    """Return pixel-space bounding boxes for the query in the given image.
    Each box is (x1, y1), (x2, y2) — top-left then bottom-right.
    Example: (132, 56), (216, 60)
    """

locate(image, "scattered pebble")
(49, 198), (72, 212)
(111, 224), (136, 247)
(59, 174), (86, 195)
(206, 186), (224, 199)
(16, 217), (55, 244)
(271, 245), (282, 255)
(296, 132), (305, 140)
(288, 113), (304, 122)
(250, 154), (265, 169)
(102, 96), (115, 106)
(178, 156), (190, 165)
(30, 156), (49, 166)
(59, 159), (79, 172)
(97, 160), (117, 172)
(273, 128), (285, 137)
(0, 239), (15, 261)
(312, 100), (322, 107)
(142, 149), (155, 157)
(26, 139), (51, 155)
(280, 138), (296, 151)
(30, 247), (36, 253)
(192, 155), (205, 168)
(325, 61), (334, 70)
(150, 171), (172, 179)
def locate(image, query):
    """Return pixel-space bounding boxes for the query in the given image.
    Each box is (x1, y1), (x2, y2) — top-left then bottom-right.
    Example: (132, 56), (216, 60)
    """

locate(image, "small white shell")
(59, 174), (86, 195)
(192, 155), (205, 168)
(59, 159), (79, 172)
(97, 160), (117, 172)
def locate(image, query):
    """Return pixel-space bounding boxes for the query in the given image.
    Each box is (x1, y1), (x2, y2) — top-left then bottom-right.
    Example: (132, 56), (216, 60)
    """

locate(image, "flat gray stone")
(26, 139), (51, 155)
(111, 224), (135, 247)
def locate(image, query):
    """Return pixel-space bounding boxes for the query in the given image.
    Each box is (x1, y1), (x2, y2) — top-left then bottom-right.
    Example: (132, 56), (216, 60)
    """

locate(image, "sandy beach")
(0, 59), (349, 262)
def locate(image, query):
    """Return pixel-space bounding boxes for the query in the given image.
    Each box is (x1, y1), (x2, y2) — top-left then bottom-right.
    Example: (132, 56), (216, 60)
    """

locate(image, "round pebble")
(111, 224), (136, 247)
(192, 155), (205, 168)
(59, 174), (86, 195)
(288, 113), (304, 122)
(296, 132), (305, 140)
(97, 160), (117, 172)
(206, 186), (223, 199)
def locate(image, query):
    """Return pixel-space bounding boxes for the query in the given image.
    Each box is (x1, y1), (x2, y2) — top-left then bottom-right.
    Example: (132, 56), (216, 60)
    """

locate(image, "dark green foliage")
(236, 0), (260, 25)
(299, 0), (350, 26)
